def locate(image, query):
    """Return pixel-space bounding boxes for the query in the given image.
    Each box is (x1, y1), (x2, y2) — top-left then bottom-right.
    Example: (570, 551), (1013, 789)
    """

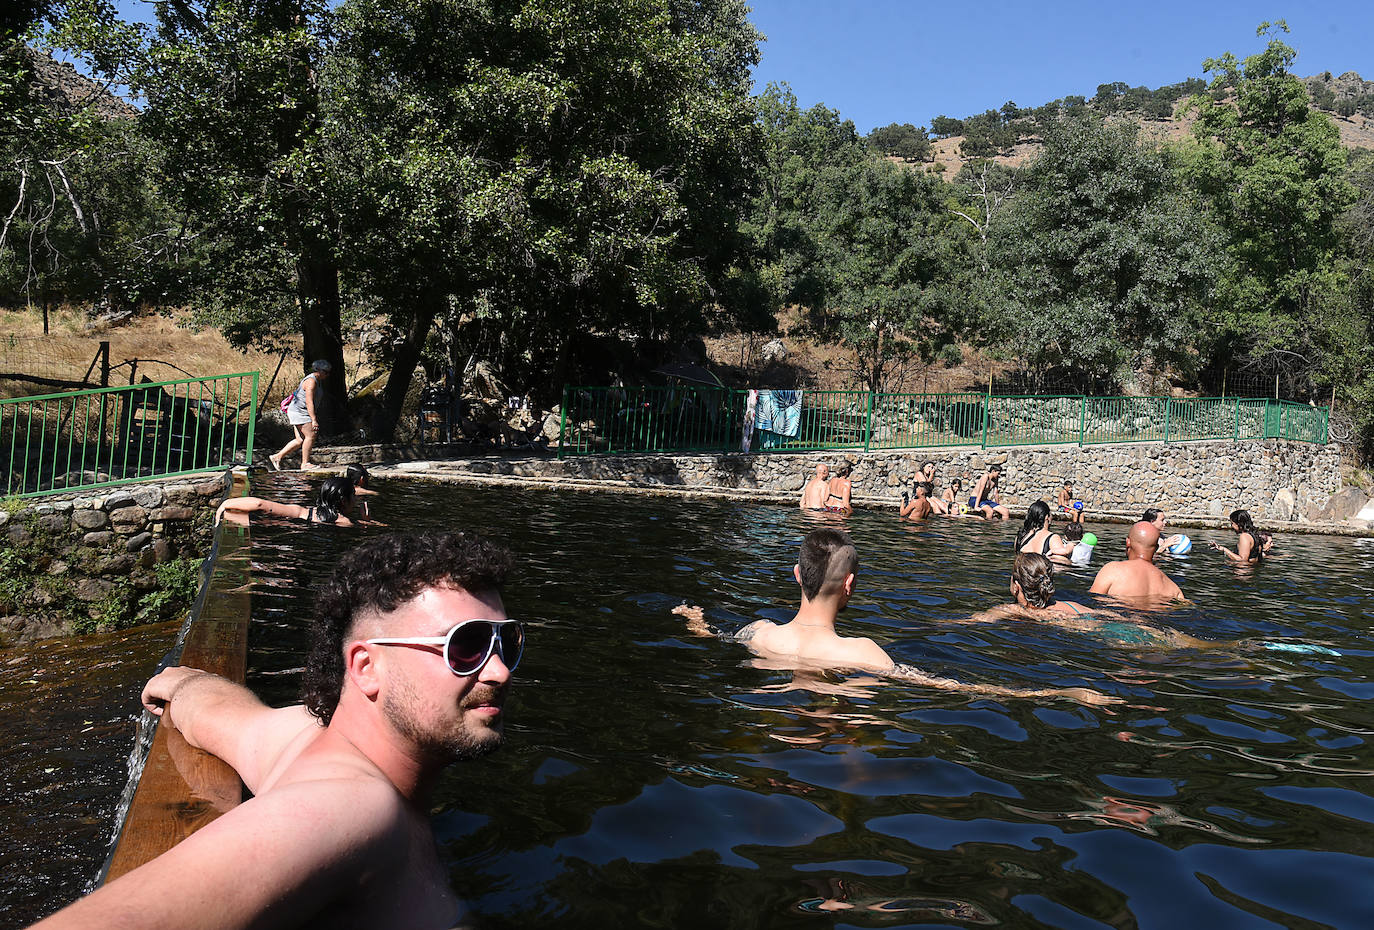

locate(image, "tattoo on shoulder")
(732, 621), (763, 643)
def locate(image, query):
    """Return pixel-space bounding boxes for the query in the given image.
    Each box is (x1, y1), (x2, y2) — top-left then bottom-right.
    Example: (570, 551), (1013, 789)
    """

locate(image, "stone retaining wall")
(0, 473), (230, 643)
(396, 440), (1342, 523)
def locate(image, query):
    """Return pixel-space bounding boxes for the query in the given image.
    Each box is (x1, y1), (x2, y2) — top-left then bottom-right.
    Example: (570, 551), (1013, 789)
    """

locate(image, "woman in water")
(215, 476), (360, 526)
(344, 463), (379, 519)
(1014, 501), (1076, 559)
(942, 478), (966, 514)
(1211, 509), (1265, 562)
(963, 553), (1213, 648)
(825, 463), (853, 513)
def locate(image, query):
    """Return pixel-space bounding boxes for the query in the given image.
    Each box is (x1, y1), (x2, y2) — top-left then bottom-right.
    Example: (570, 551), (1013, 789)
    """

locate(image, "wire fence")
(1, 372), (259, 498)
(558, 387), (1330, 456)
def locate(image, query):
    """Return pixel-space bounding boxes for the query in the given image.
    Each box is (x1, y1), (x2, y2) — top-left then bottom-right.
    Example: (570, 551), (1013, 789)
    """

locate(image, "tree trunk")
(372, 297), (439, 442)
(297, 248), (347, 430)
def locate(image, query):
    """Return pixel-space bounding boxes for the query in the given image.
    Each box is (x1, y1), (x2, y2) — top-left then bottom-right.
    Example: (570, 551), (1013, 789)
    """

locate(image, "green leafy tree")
(984, 112), (1222, 382)
(1181, 21), (1356, 390)
(867, 122), (930, 162)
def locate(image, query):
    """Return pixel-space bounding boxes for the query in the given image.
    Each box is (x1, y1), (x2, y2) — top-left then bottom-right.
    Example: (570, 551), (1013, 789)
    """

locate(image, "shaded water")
(8, 471), (1374, 927)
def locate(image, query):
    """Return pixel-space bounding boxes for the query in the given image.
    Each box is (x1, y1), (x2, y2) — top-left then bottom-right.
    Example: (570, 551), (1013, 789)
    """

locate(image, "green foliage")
(135, 556), (203, 623)
(868, 122), (930, 162)
(79, 577), (131, 633)
(984, 112), (1223, 380)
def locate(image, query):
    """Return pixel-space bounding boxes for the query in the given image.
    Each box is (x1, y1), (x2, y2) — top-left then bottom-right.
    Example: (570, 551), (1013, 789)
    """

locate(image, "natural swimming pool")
(7, 473), (1374, 927)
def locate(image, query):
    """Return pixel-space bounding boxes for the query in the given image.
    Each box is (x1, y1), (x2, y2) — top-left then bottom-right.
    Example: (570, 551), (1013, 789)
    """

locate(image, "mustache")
(462, 684), (507, 708)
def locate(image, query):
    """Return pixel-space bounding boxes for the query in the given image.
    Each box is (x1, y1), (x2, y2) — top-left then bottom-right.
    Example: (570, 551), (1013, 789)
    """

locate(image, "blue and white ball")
(1169, 535), (1192, 555)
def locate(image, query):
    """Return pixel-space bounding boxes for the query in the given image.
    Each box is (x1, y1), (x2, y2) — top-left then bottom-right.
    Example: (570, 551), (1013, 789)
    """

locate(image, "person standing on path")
(271, 360), (331, 471)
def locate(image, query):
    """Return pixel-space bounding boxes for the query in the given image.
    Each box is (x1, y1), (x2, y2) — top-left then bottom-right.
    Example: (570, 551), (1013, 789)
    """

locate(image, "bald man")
(1089, 521), (1184, 603)
(799, 463), (830, 510)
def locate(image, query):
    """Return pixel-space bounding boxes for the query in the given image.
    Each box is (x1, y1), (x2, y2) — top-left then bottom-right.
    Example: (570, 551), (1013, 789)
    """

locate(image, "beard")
(383, 672), (506, 763)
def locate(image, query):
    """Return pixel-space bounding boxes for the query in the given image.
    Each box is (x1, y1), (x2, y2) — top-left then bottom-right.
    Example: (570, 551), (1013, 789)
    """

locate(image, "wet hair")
(1011, 552), (1056, 608)
(990, 464), (1003, 474)
(921, 461), (934, 472)
(1063, 478), (1073, 487)
(344, 463), (370, 489)
(1014, 501), (1052, 551)
(316, 477), (355, 524)
(950, 478), (962, 491)
(311, 359), (333, 373)
(302, 532), (514, 723)
(1062, 522), (1085, 542)
(1142, 507), (1163, 523)
(798, 528), (858, 601)
(1230, 509), (1256, 535)
(835, 463), (852, 478)
(918, 482), (934, 497)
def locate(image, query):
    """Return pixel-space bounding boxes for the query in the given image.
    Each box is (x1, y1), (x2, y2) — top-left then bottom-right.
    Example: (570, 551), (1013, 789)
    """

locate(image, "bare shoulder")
(843, 636), (894, 672)
(735, 620), (776, 643)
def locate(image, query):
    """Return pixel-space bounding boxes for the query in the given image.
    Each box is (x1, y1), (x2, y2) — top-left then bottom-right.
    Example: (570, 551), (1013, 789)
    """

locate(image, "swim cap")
(1169, 535), (1192, 555)
(1081, 533), (1097, 547)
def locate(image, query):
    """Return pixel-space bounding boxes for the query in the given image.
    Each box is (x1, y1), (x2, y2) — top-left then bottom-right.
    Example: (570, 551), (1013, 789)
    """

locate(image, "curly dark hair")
(301, 531), (513, 723)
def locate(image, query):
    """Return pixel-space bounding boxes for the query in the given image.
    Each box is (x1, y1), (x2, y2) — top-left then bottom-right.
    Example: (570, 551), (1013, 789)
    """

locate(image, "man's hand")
(672, 604), (712, 637)
(141, 666), (209, 716)
(1057, 687), (1121, 706)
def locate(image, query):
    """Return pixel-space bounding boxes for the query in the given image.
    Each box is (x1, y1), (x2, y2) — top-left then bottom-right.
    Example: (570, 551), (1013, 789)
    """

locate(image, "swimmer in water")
(899, 482), (934, 520)
(344, 463), (379, 520)
(825, 463), (854, 513)
(216, 476), (360, 526)
(965, 553), (1212, 648)
(1211, 508), (1266, 563)
(1089, 521), (1184, 605)
(799, 463), (830, 510)
(1141, 508), (1185, 554)
(673, 529), (1116, 705)
(1014, 501), (1076, 559)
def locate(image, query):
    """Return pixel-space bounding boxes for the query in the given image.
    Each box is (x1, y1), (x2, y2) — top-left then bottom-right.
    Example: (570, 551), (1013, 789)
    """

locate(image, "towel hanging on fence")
(742, 390), (758, 452)
(772, 390), (802, 437)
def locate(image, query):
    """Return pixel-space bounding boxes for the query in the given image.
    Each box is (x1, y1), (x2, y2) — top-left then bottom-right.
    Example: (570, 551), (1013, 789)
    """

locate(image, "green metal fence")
(558, 386), (1329, 456)
(2, 372), (259, 498)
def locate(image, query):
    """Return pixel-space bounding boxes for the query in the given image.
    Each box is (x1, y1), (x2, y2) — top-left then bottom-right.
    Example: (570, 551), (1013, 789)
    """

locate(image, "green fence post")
(245, 372), (258, 465)
(1234, 398), (1241, 441)
(981, 392), (990, 449)
(1163, 397), (1171, 444)
(1078, 395), (1086, 446)
(864, 390), (873, 452)
(1323, 405), (1330, 444)
(557, 385), (569, 458)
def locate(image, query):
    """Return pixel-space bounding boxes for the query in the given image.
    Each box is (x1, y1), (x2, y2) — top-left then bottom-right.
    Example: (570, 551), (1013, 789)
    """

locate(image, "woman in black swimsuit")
(1014, 501), (1075, 559)
(825, 463), (853, 513)
(1212, 508), (1264, 562)
(216, 476), (359, 526)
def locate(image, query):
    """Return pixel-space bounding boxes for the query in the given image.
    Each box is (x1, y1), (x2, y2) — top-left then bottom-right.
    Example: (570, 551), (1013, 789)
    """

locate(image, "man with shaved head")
(1089, 521), (1184, 603)
(799, 462), (830, 510)
(674, 529), (1116, 704)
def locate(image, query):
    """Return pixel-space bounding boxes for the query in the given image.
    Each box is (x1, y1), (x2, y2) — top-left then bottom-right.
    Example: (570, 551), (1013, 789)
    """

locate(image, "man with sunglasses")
(34, 531), (522, 929)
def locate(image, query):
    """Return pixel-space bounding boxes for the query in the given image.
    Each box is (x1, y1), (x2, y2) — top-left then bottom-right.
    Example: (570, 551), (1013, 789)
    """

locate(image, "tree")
(929, 114), (962, 138)
(867, 122), (930, 162)
(1180, 21), (1355, 390)
(812, 157), (959, 392)
(322, 0), (767, 433)
(984, 112), (1222, 382)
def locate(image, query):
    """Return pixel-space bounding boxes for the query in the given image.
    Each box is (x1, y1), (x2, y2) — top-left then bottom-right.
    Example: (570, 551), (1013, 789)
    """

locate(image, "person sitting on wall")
(919, 462), (950, 514)
(673, 529), (1115, 705)
(968, 464), (1011, 520)
(1057, 479), (1086, 524)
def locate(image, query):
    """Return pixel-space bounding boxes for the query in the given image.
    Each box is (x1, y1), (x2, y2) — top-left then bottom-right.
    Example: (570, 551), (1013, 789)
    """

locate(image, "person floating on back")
(674, 529), (1115, 705)
(1089, 521), (1184, 605)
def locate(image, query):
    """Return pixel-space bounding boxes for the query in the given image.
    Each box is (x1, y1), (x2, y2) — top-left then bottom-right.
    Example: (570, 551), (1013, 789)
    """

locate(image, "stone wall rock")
(0, 472), (231, 645)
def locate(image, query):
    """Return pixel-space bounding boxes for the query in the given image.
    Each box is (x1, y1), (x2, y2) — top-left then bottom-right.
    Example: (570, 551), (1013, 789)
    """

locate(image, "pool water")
(9, 472), (1374, 928)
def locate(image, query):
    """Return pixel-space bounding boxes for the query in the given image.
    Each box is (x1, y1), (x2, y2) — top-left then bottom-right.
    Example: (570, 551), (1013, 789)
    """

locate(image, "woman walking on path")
(270, 360), (331, 471)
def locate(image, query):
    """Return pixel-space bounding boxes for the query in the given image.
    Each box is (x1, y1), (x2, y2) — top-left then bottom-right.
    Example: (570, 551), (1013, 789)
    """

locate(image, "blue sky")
(746, 1), (1374, 133)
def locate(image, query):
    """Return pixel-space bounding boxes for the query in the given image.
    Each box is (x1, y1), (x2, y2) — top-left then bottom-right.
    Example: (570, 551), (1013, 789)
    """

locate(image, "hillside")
(907, 72), (1374, 178)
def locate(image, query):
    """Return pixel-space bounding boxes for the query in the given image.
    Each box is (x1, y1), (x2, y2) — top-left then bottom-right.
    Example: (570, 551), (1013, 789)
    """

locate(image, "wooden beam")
(101, 472), (252, 882)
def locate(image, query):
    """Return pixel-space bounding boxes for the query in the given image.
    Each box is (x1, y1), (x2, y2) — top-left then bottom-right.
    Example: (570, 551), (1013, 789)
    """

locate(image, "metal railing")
(1, 372), (259, 498)
(558, 387), (1330, 456)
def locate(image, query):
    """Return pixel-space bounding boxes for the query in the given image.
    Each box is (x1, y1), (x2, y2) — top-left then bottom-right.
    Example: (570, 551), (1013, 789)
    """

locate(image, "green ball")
(1081, 533), (1098, 546)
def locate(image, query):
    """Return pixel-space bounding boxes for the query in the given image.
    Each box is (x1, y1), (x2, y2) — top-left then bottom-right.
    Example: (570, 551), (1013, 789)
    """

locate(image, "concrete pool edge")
(367, 463), (1374, 538)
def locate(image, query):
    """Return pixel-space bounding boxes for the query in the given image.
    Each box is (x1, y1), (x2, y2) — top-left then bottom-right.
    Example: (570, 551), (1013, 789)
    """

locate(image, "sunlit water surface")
(6, 472), (1374, 928)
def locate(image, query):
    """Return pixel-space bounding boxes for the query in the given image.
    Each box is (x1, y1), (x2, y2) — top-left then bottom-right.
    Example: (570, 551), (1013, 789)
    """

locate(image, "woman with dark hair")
(942, 477), (965, 513)
(343, 463), (379, 520)
(216, 476), (359, 526)
(1014, 501), (1075, 558)
(963, 553), (1213, 647)
(825, 463), (853, 513)
(1212, 509), (1265, 562)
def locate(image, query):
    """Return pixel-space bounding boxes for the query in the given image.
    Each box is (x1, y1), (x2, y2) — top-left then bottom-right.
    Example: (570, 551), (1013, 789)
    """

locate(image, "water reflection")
(9, 475), (1374, 928)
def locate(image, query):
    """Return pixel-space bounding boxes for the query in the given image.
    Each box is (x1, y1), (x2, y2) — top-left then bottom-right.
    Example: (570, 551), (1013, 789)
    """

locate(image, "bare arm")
(140, 667), (320, 795)
(1047, 533), (1076, 557)
(887, 664), (1118, 706)
(304, 374), (319, 425)
(215, 497), (309, 525)
(32, 777), (402, 930)
(952, 604), (1019, 625)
